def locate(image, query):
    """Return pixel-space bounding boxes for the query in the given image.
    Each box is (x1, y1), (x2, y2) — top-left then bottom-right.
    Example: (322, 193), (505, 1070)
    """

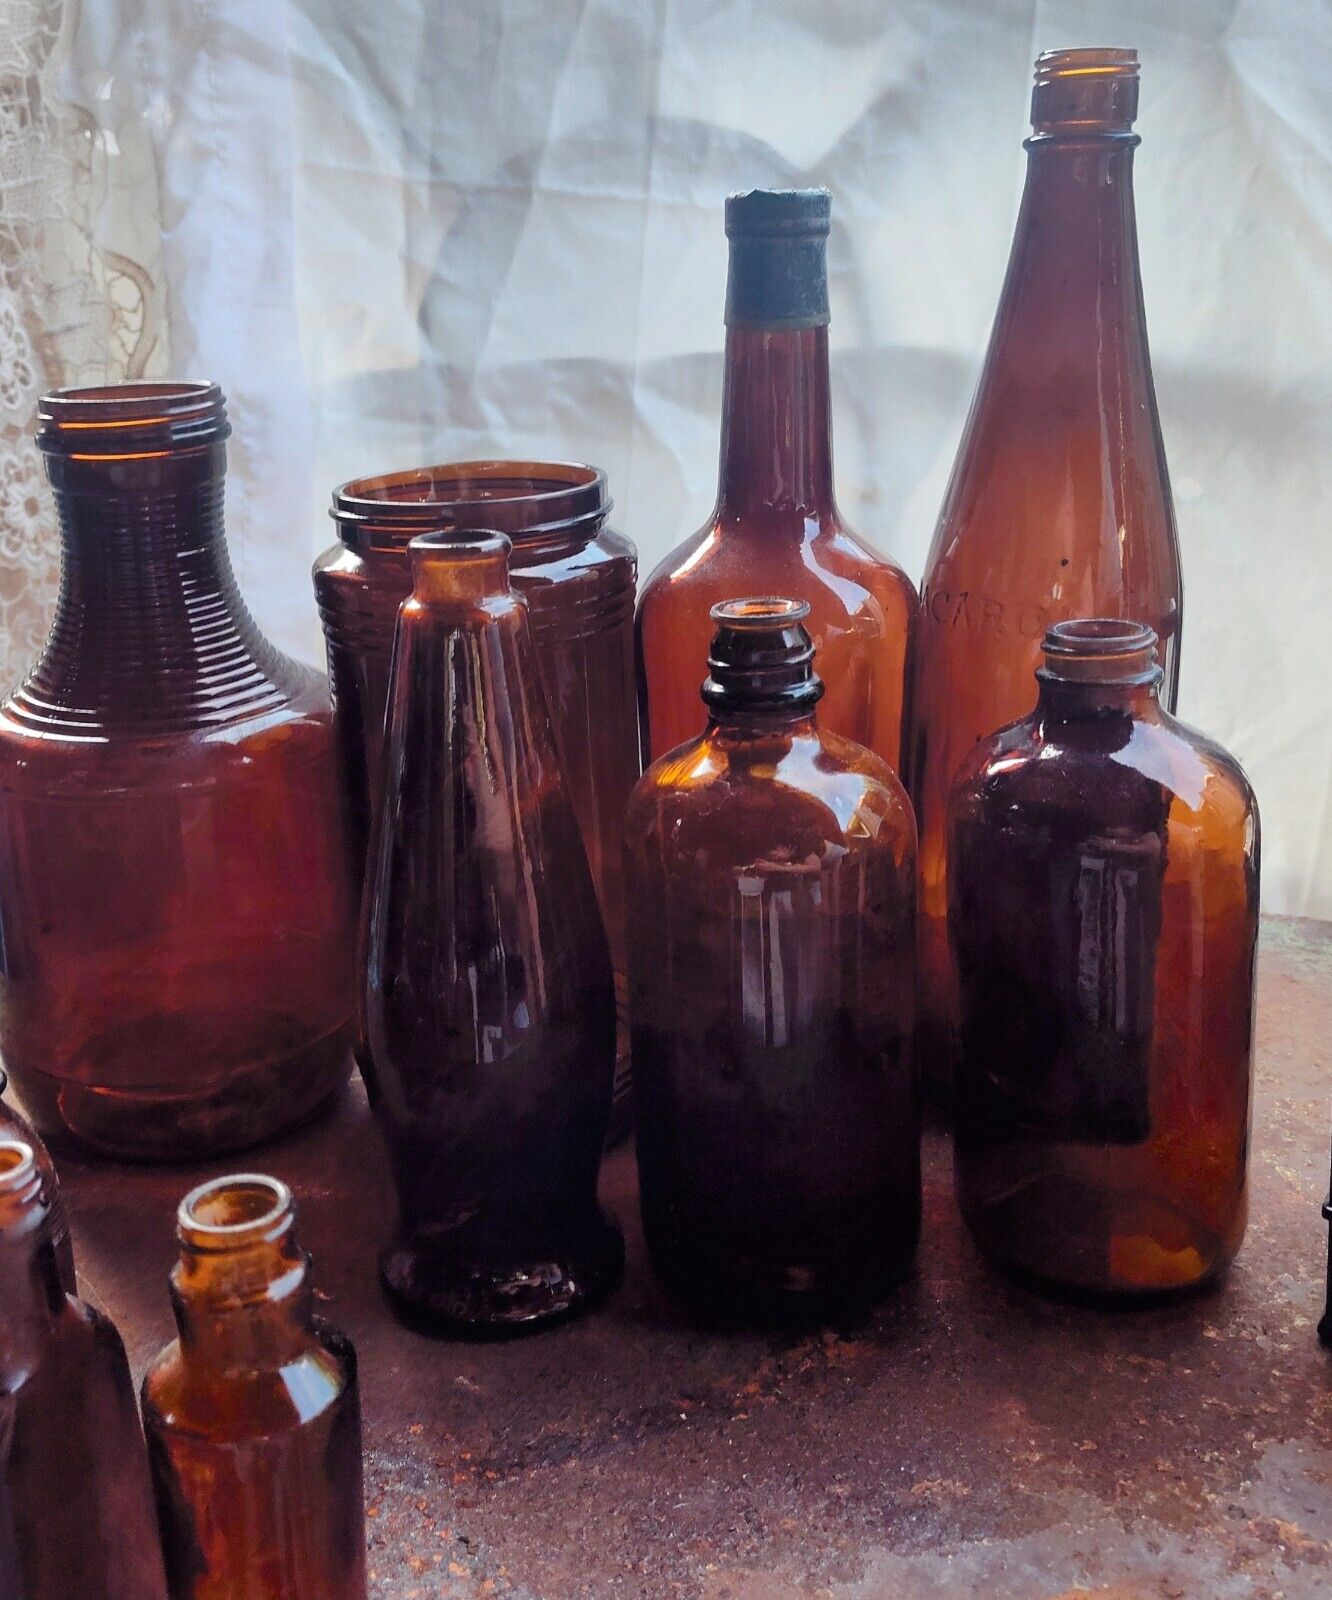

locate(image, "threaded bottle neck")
(1037, 618), (1162, 715)
(1029, 47), (1140, 142)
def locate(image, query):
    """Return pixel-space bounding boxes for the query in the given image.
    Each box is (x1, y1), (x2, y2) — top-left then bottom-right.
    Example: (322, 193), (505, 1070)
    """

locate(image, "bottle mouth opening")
(332, 460), (609, 545)
(38, 381), (230, 456)
(1040, 618), (1160, 686)
(710, 596), (811, 628)
(0, 1140), (36, 1195)
(178, 1173), (294, 1252)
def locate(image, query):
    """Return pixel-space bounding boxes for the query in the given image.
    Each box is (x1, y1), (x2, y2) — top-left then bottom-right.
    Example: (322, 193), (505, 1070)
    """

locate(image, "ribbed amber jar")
(0, 383), (355, 1161)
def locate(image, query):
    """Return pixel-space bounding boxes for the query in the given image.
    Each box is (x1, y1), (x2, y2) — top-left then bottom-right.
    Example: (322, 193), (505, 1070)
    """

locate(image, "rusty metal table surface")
(49, 916), (1332, 1599)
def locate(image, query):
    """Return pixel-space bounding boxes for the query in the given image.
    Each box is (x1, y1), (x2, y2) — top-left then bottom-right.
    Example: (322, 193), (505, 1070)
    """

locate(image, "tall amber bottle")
(625, 599), (919, 1324)
(360, 532), (624, 1336)
(949, 621), (1257, 1301)
(141, 1174), (366, 1600)
(635, 189), (916, 773)
(315, 462), (638, 1126)
(909, 49), (1183, 1094)
(0, 1138), (168, 1600)
(0, 383), (355, 1160)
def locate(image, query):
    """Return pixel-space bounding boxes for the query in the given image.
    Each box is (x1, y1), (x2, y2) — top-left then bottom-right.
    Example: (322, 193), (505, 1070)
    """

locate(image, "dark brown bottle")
(949, 621), (1257, 1301)
(910, 49), (1183, 1097)
(0, 383), (355, 1161)
(0, 1137), (168, 1600)
(635, 189), (916, 774)
(0, 1069), (74, 1292)
(360, 531), (624, 1336)
(625, 599), (919, 1324)
(141, 1174), (366, 1600)
(315, 462), (638, 1127)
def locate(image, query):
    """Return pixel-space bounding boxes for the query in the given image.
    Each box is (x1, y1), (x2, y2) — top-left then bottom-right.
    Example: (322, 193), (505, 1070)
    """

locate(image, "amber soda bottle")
(949, 621), (1257, 1301)
(635, 189), (916, 774)
(0, 383), (355, 1160)
(625, 599), (919, 1324)
(360, 532), (623, 1336)
(0, 1138), (168, 1600)
(0, 1069), (74, 1292)
(315, 462), (639, 1125)
(909, 49), (1183, 1095)
(141, 1174), (366, 1600)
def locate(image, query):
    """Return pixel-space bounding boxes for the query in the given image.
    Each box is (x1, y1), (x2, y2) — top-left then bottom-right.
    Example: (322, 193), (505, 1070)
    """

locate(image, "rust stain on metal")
(55, 916), (1332, 1598)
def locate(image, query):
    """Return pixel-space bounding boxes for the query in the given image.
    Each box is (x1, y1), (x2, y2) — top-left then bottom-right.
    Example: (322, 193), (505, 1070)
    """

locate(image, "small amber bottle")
(360, 532), (624, 1336)
(625, 599), (919, 1324)
(949, 620), (1258, 1301)
(0, 1138), (168, 1600)
(141, 1173), (367, 1600)
(0, 1068), (74, 1291)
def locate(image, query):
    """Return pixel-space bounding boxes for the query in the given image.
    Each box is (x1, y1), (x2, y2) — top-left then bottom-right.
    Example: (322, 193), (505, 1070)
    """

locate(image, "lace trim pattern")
(0, 0), (163, 682)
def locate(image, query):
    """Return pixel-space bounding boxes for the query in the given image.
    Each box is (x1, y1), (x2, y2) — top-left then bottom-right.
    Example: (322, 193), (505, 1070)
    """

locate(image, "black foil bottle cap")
(724, 189), (831, 331)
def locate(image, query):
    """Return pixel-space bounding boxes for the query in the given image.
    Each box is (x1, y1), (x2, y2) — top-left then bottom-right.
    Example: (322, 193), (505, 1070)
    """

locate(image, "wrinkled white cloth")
(59, 0), (1332, 916)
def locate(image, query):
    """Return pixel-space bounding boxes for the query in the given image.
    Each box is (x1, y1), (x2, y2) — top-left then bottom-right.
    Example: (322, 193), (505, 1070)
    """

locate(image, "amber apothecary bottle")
(635, 189), (916, 774)
(141, 1174), (366, 1600)
(909, 49), (1183, 1095)
(0, 1138), (168, 1600)
(0, 1069), (74, 1291)
(0, 383), (355, 1160)
(949, 621), (1257, 1301)
(315, 461), (638, 1123)
(625, 599), (919, 1324)
(360, 532), (624, 1336)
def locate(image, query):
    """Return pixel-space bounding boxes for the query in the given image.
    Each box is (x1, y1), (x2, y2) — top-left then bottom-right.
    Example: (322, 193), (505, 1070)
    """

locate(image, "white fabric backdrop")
(54, 0), (1332, 917)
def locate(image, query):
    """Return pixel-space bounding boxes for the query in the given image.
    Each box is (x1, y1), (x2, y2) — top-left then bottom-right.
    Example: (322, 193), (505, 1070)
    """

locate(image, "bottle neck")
(0, 1148), (65, 1386)
(17, 446), (281, 730)
(996, 135), (1148, 380)
(706, 708), (819, 744)
(1037, 675), (1161, 722)
(716, 325), (835, 522)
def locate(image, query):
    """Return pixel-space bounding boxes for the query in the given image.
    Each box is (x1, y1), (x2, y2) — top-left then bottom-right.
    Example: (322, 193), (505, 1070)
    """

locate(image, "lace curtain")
(0, 0), (163, 681)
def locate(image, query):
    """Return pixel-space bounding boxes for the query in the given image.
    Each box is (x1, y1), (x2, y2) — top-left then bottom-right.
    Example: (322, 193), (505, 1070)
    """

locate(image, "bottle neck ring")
(701, 596), (824, 718)
(37, 382), (230, 462)
(332, 460), (609, 557)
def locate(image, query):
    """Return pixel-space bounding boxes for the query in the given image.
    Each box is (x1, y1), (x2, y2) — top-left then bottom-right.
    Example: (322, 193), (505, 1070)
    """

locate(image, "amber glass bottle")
(635, 189), (915, 774)
(909, 49), (1183, 1095)
(315, 462), (638, 1125)
(0, 1069), (74, 1291)
(625, 599), (919, 1324)
(141, 1174), (366, 1600)
(0, 383), (354, 1160)
(360, 532), (624, 1336)
(949, 621), (1257, 1301)
(0, 1138), (168, 1599)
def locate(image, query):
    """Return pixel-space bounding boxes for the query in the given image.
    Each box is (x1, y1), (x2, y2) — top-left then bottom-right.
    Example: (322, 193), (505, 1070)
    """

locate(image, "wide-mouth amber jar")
(314, 461), (639, 1121)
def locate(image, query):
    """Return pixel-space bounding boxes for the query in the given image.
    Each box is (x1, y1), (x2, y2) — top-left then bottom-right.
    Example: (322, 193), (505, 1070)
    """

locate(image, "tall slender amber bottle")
(0, 1138), (168, 1600)
(636, 189), (915, 773)
(360, 532), (623, 1336)
(949, 621), (1257, 1301)
(909, 50), (1183, 1094)
(0, 383), (355, 1159)
(141, 1174), (367, 1600)
(625, 600), (919, 1324)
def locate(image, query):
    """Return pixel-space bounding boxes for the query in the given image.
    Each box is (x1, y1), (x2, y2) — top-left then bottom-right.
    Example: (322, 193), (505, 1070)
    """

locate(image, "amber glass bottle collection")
(0, 47), (1271, 1593)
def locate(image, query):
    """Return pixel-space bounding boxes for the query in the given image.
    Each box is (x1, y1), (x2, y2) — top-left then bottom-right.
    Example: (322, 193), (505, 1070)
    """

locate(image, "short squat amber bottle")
(0, 1138), (168, 1600)
(0, 1069), (74, 1291)
(625, 599), (919, 1324)
(949, 621), (1258, 1301)
(910, 50), (1183, 1097)
(316, 462), (639, 1123)
(0, 384), (355, 1160)
(635, 189), (916, 774)
(360, 532), (624, 1336)
(141, 1174), (366, 1600)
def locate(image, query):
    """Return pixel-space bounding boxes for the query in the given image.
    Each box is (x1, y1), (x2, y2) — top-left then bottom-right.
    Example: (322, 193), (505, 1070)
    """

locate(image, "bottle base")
(11, 1017), (356, 1163)
(380, 1208), (625, 1339)
(648, 1248), (916, 1331)
(971, 1241), (1231, 1308)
